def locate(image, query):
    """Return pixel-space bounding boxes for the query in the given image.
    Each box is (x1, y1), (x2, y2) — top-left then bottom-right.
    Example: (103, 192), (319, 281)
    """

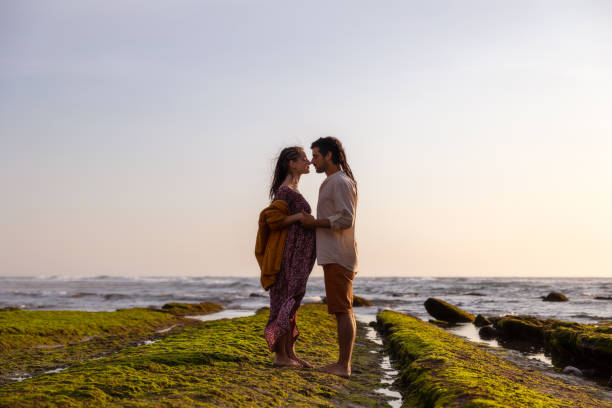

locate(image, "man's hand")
(300, 210), (316, 228)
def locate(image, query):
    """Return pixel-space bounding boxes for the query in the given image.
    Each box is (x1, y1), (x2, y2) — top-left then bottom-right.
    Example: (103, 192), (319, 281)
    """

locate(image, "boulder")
(493, 316), (612, 375)
(352, 296), (373, 307)
(474, 314), (491, 327)
(429, 319), (454, 328)
(161, 302), (222, 316)
(479, 326), (500, 339)
(424, 298), (475, 323)
(494, 316), (545, 341)
(542, 292), (568, 302)
(562, 366), (583, 376)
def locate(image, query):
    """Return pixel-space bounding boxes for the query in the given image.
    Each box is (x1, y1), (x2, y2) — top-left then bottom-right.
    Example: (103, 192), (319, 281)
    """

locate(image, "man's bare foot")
(273, 357), (301, 367)
(319, 363), (351, 378)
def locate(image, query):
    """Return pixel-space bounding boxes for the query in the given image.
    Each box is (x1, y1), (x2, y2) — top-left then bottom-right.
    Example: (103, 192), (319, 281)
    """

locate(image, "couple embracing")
(255, 136), (358, 378)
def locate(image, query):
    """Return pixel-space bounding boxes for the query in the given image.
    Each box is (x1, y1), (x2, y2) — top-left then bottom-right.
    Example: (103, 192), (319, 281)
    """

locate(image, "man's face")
(310, 147), (329, 173)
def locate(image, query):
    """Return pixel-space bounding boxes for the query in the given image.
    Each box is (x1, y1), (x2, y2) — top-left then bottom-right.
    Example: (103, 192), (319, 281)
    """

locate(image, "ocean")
(2, 275), (610, 324)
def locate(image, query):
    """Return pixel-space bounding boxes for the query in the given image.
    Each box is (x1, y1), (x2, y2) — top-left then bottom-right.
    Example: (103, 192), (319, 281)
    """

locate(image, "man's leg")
(320, 263), (355, 377)
(336, 311), (356, 371)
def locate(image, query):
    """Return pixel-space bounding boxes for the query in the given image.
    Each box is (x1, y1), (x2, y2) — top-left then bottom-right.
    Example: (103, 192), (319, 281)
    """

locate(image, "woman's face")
(291, 150), (311, 175)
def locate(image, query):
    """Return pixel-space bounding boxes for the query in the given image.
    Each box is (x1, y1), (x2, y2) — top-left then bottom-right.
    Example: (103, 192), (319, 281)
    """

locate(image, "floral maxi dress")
(264, 186), (316, 352)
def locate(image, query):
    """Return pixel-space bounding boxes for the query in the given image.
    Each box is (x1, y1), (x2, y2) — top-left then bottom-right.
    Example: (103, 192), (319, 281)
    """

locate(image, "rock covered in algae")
(424, 297), (474, 323)
(542, 291), (569, 301)
(474, 314), (491, 327)
(160, 302), (223, 316)
(321, 295), (372, 307)
(377, 310), (611, 407)
(478, 325), (500, 339)
(0, 304), (393, 407)
(494, 315), (612, 375)
(429, 319), (455, 328)
(352, 295), (373, 307)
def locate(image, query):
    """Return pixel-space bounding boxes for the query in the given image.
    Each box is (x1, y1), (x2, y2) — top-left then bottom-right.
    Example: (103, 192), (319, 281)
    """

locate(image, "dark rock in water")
(321, 296), (326, 304)
(464, 292), (486, 297)
(474, 314), (491, 327)
(353, 296), (372, 307)
(595, 296), (612, 300)
(424, 298), (474, 323)
(487, 316), (502, 325)
(493, 315), (612, 376)
(580, 368), (598, 378)
(161, 302), (223, 316)
(495, 316), (545, 341)
(249, 293), (265, 298)
(542, 292), (568, 302)
(429, 319), (454, 328)
(479, 326), (500, 339)
(562, 366), (583, 377)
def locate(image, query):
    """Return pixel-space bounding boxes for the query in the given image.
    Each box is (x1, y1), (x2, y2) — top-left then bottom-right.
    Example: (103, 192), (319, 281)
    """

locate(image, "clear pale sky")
(1, 1), (611, 278)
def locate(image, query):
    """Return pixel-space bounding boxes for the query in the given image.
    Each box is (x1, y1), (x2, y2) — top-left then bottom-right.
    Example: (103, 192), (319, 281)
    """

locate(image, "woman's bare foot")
(290, 355), (313, 368)
(319, 363), (351, 378)
(273, 356), (301, 367)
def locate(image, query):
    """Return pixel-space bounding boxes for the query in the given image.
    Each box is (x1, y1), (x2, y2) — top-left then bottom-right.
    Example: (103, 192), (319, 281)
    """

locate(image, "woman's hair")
(270, 146), (303, 200)
(310, 136), (356, 186)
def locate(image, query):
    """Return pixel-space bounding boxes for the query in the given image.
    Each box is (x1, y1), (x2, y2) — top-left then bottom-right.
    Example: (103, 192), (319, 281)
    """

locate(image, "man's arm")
(300, 212), (330, 229)
(300, 179), (357, 230)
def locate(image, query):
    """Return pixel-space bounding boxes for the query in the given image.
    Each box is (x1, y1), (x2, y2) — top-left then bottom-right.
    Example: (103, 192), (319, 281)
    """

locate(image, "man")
(300, 136), (358, 378)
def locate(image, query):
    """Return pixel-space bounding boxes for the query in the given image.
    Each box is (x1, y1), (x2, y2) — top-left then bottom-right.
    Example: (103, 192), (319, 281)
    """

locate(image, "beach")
(1, 277), (611, 406)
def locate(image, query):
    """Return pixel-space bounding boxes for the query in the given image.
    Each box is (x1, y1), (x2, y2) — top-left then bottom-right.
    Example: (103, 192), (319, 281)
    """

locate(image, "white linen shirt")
(316, 170), (358, 272)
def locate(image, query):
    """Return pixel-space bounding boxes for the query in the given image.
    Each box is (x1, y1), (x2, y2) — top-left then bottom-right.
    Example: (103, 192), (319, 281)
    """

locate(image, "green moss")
(0, 307), (216, 383)
(0, 304), (393, 407)
(494, 316), (612, 372)
(424, 298), (475, 323)
(160, 302), (223, 316)
(353, 296), (373, 307)
(377, 310), (610, 407)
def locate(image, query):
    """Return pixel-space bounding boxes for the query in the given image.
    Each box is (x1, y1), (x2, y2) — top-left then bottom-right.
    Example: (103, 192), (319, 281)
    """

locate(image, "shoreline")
(1, 301), (610, 406)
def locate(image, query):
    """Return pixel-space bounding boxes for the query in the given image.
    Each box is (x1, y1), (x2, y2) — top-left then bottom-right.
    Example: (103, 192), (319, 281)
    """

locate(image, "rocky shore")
(1, 299), (610, 407)
(377, 310), (611, 407)
(0, 303), (391, 407)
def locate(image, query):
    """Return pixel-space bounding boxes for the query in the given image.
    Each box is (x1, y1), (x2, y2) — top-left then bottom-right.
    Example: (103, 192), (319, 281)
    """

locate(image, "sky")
(1, 1), (611, 278)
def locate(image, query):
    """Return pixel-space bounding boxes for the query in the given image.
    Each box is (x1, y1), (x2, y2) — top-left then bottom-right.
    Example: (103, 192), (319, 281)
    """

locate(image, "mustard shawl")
(255, 200), (290, 290)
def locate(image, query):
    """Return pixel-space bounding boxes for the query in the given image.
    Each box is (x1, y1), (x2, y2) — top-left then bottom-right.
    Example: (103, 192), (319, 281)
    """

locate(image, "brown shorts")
(323, 263), (356, 314)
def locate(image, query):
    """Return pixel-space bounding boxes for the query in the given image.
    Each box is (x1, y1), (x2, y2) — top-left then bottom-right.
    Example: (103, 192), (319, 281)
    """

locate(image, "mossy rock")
(494, 316), (612, 376)
(377, 310), (611, 407)
(0, 304), (394, 407)
(474, 314), (491, 327)
(429, 319), (454, 328)
(0, 308), (194, 384)
(353, 296), (372, 307)
(479, 325), (500, 339)
(424, 298), (475, 323)
(495, 316), (545, 341)
(320, 295), (372, 307)
(542, 292), (569, 302)
(161, 302), (223, 316)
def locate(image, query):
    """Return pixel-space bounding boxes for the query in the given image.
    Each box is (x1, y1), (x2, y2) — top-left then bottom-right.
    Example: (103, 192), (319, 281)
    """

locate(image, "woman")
(263, 146), (316, 367)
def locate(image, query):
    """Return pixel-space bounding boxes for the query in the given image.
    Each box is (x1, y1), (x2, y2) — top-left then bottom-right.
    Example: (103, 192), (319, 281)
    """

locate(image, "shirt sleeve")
(328, 178), (357, 230)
